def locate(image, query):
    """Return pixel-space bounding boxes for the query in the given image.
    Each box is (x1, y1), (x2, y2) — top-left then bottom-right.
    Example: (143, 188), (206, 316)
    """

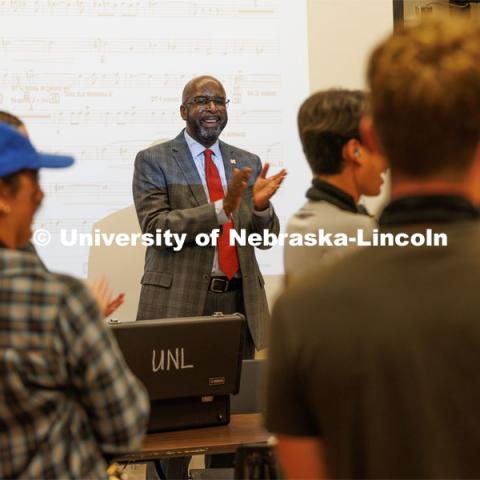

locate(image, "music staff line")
(33, 218), (96, 234)
(43, 183), (130, 196)
(0, 37), (279, 56)
(0, 0), (277, 19)
(20, 109), (282, 125)
(0, 72), (281, 90)
(43, 142), (284, 166)
(41, 184), (132, 207)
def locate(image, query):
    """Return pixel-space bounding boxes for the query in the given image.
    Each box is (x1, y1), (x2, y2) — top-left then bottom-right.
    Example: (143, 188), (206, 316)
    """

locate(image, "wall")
(308, 0), (393, 91)
(0, 1), (395, 320)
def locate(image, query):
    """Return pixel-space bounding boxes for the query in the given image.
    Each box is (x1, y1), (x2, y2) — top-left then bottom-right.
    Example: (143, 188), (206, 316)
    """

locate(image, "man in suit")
(134, 74), (285, 478)
(133, 75), (285, 355)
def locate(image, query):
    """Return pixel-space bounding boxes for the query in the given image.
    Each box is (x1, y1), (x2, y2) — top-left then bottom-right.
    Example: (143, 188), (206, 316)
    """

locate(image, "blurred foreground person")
(284, 89), (386, 285)
(267, 15), (480, 479)
(0, 111), (46, 262)
(0, 111), (125, 316)
(0, 124), (149, 478)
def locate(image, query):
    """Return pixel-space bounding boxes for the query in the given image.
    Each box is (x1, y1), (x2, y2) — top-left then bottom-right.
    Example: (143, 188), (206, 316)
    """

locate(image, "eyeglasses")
(185, 96), (230, 108)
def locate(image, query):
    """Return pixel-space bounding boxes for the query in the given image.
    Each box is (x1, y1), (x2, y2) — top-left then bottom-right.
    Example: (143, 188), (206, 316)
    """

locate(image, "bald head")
(182, 76), (225, 104)
(180, 75), (228, 147)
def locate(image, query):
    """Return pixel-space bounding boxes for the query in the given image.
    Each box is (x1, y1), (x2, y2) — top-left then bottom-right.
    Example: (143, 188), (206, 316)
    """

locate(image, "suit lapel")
(219, 140), (244, 227)
(219, 140), (235, 184)
(172, 131), (208, 206)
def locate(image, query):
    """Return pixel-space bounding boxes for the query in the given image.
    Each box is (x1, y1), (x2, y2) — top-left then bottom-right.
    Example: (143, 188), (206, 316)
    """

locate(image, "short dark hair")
(367, 15), (480, 178)
(0, 111), (24, 129)
(297, 89), (367, 175)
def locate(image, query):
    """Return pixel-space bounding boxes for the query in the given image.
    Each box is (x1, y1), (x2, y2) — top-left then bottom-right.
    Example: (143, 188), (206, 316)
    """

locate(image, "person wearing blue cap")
(0, 112), (125, 315)
(0, 123), (150, 479)
(0, 111), (49, 268)
(0, 123), (74, 246)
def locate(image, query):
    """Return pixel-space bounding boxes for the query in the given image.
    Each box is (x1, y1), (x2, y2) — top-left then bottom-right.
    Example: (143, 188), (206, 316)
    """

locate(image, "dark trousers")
(204, 287), (254, 470)
(202, 287), (255, 358)
(154, 286), (253, 479)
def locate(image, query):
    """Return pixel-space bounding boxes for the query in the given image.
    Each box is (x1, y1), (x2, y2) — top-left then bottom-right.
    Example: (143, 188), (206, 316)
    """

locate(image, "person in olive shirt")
(267, 15), (480, 479)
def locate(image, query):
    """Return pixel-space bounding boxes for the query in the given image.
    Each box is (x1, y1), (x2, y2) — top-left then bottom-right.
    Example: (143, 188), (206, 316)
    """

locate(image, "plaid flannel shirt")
(0, 248), (150, 479)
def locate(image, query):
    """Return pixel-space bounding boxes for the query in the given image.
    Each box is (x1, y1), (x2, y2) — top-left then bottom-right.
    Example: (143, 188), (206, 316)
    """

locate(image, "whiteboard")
(0, 0), (310, 277)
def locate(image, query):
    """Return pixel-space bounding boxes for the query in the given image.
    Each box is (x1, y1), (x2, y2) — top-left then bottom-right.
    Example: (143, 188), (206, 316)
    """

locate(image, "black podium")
(110, 313), (244, 432)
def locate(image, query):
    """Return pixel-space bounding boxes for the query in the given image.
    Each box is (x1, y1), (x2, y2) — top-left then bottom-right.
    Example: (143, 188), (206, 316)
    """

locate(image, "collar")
(379, 195), (480, 226)
(306, 178), (368, 215)
(0, 245), (46, 277)
(184, 129), (221, 159)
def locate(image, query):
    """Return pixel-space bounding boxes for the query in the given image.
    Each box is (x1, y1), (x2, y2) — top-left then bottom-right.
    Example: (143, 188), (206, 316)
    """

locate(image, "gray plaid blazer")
(132, 131), (279, 349)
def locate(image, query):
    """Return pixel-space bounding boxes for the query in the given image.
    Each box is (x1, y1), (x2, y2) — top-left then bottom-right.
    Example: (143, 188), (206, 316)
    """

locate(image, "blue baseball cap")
(0, 123), (74, 177)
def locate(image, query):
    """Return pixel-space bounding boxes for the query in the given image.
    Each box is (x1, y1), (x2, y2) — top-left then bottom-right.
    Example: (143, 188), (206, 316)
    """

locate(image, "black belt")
(208, 277), (242, 293)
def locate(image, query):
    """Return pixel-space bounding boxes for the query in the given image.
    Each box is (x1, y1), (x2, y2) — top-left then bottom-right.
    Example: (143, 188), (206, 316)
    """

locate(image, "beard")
(188, 112), (228, 145)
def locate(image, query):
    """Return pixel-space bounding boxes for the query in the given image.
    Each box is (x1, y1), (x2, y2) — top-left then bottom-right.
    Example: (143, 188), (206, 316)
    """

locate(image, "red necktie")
(204, 149), (239, 279)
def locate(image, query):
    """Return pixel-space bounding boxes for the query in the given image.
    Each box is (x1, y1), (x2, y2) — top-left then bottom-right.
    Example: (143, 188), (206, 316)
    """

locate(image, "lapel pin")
(230, 159), (237, 165)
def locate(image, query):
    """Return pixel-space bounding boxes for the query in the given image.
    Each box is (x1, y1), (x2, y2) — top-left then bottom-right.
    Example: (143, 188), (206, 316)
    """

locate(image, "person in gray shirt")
(284, 90), (386, 285)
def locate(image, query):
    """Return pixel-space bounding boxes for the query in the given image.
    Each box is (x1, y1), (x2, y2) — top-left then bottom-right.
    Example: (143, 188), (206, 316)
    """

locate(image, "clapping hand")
(223, 166), (252, 215)
(88, 277), (125, 319)
(253, 163), (287, 211)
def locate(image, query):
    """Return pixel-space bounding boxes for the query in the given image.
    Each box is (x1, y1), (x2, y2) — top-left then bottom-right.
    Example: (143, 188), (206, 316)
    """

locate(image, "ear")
(0, 200), (12, 215)
(360, 115), (384, 156)
(180, 104), (187, 121)
(0, 181), (12, 215)
(343, 138), (362, 166)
